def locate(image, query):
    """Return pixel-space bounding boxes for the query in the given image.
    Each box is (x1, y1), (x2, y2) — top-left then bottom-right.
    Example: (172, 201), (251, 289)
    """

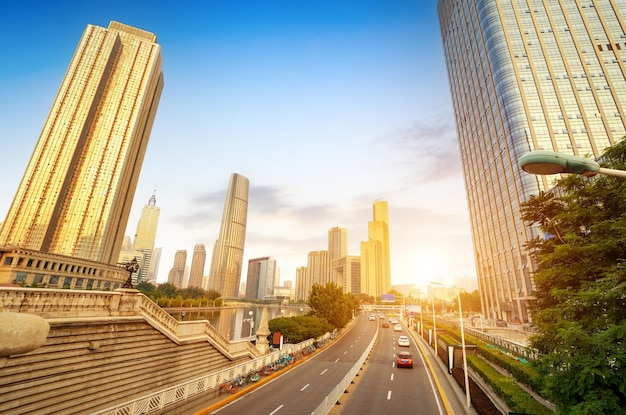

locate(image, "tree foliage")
(520, 140), (626, 414)
(268, 315), (334, 343)
(307, 282), (359, 329)
(454, 289), (482, 314)
(137, 282), (222, 306)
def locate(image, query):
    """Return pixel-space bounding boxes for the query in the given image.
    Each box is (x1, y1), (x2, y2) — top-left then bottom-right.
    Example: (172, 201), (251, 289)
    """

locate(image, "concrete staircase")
(0, 287), (255, 415)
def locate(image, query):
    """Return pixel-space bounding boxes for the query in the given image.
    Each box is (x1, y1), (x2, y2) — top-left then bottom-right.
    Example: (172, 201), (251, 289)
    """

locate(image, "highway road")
(204, 314), (376, 415)
(333, 316), (447, 414)
(199, 314), (466, 415)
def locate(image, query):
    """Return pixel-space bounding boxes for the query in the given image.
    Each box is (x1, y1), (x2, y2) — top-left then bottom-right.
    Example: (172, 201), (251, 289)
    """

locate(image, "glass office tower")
(0, 21), (164, 265)
(207, 173), (249, 298)
(438, 0), (626, 322)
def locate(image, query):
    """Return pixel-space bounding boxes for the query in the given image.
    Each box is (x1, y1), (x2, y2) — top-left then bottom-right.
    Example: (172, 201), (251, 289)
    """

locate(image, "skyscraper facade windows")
(0, 21), (163, 265)
(245, 256), (277, 300)
(188, 244), (206, 289)
(207, 173), (249, 298)
(438, 0), (626, 322)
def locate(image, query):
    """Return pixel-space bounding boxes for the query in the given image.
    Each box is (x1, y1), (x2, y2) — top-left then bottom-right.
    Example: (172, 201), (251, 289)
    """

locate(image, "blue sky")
(0, 0), (476, 289)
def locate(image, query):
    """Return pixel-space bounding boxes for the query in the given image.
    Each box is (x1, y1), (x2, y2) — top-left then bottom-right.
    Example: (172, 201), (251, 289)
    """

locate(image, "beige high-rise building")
(0, 21), (163, 265)
(130, 193), (160, 283)
(295, 266), (308, 301)
(327, 227), (347, 265)
(188, 244), (206, 289)
(207, 173), (249, 298)
(360, 200), (391, 298)
(331, 255), (361, 294)
(438, 0), (626, 322)
(168, 250), (187, 289)
(307, 250), (329, 287)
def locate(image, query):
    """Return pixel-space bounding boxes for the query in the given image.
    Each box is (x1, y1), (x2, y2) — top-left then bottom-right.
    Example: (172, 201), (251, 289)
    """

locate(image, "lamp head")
(519, 150), (600, 176)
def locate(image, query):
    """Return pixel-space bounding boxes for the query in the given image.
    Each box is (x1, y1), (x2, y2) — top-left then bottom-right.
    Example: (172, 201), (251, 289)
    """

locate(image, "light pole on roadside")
(519, 150), (626, 178)
(243, 311), (254, 340)
(431, 297), (437, 352)
(431, 282), (471, 409)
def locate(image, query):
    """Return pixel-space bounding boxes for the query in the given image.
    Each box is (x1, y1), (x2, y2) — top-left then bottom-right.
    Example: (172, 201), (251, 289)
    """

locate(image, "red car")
(396, 351), (413, 368)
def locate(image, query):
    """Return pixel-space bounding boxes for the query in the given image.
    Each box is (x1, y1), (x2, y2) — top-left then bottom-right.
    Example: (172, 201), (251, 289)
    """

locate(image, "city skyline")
(0, 1), (475, 288)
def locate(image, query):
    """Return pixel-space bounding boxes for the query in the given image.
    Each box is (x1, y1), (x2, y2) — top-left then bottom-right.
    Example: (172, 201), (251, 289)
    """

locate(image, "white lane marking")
(269, 405), (283, 415)
(301, 384), (309, 391)
(343, 351), (347, 355)
(387, 390), (392, 400)
(350, 344), (354, 348)
(390, 373), (394, 381)
(334, 358), (340, 363)
(320, 368), (328, 375)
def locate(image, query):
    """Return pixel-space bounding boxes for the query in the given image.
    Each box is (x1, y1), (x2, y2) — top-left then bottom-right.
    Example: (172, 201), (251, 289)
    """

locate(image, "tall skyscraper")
(168, 249), (187, 289)
(307, 250), (329, 288)
(328, 227), (347, 264)
(245, 256), (277, 300)
(207, 173), (249, 298)
(188, 244), (206, 289)
(131, 192), (160, 283)
(146, 247), (161, 284)
(360, 200), (391, 298)
(331, 255), (361, 294)
(438, 0), (626, 322)
(0, 21), (163, 265)
(295, 266), (308, 301)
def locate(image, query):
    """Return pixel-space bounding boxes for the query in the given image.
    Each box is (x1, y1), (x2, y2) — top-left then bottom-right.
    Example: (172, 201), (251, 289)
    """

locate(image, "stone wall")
(0, 287), (255, 415)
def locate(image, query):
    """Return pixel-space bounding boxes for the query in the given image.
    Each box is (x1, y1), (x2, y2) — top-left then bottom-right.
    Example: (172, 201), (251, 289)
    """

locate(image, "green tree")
(205, 289), (221, 301)
(520, 140), (626, 414)
(154, 282), (177, 298)
(268, 315), (334, 343)
(308, 282), (352, 329)
(453, 289), (481, 315)
(136, 281), (156, 296)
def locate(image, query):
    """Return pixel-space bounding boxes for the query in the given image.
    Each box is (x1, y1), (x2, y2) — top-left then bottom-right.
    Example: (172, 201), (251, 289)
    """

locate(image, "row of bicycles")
(218, 344), (321, 396)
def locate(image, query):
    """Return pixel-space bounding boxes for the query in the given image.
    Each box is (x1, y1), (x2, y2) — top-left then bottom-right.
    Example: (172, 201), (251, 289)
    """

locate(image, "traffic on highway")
(198, 313), (459, 415)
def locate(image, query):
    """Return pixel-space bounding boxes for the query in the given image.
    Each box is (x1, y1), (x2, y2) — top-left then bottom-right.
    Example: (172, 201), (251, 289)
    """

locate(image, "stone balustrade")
(0, 287), (260, 359)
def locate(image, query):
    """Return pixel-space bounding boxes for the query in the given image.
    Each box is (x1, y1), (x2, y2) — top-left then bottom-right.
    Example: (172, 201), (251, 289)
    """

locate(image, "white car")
(398, 336), (410, 347)
(368, 314), (376, 321)
(393, 324), (402, 332)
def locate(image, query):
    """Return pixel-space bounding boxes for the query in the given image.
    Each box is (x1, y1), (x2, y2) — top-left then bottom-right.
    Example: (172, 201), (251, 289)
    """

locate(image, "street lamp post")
(420, 297), (424, 338)
(431, 282), (471, 409)
(432, 297), (437, 351)
(121, 257), (140, 289)
(519, 150), (626, 178)
(243, 311), (254, 340)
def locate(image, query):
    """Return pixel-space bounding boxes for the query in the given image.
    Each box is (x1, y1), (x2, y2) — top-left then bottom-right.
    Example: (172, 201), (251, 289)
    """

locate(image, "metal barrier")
(309, 324), (378, 415)
(92, 336), (326, 415)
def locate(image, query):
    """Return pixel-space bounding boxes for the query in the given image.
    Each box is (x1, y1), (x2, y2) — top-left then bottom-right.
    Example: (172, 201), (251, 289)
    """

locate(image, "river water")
(168, 304), (308, 341)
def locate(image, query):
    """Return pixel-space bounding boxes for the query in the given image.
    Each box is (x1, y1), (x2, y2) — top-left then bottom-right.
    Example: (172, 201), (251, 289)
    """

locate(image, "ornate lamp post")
(121, 257), (140, 289)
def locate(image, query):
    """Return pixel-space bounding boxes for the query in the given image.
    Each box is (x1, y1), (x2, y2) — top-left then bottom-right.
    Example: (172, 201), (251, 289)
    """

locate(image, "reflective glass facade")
(0, 22), (164, 265)
(438, 0), (626, 322)
(207, 173), (249, 298)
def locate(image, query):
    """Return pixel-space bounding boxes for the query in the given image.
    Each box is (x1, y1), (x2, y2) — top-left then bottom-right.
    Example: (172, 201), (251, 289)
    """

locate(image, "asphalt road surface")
(333, 317), (447, 414)
(206, 314), (376, 415)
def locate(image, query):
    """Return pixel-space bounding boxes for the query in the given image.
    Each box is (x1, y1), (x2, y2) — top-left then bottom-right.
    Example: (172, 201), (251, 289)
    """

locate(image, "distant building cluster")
(294, 200), (392, 302)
